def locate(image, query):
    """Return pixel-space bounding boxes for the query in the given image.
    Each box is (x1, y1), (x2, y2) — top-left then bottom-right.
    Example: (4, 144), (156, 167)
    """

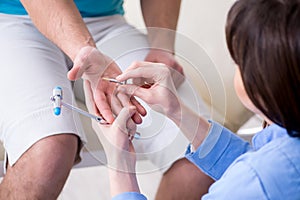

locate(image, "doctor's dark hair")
(226, 0), (300, 137)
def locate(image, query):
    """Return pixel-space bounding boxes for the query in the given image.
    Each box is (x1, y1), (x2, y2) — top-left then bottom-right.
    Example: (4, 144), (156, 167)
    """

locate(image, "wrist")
(106, 150), (136, 173)
(70, 38), (96, 61)
(167, 100), (183, 123)
(109, 169), (140, 197)
(168, 102), (210, 147)
(108, 150), (139, 196)
(148, 48), (175, 57)
(147, 27), (176, 53)
(73, 45), (97, 62)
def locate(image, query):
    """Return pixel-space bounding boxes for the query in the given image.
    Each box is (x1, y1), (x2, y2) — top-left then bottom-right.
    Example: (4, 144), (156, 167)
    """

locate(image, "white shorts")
(0, 13), (87, 168)
(0, 13), (209, 173)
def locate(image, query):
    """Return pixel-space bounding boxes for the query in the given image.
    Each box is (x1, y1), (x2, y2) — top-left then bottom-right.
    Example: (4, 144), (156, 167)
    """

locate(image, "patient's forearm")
(21, 0), (95, 61)
(169, 102), (210, 149)
(141, 0), (181, 52)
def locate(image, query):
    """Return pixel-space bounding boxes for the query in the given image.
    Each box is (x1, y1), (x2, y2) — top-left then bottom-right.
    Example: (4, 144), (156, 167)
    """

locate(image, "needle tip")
(102, 77), (124, 85)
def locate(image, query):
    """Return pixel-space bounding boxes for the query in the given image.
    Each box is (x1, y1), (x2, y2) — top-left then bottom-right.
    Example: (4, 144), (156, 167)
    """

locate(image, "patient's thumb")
(67, 66), (81, 81)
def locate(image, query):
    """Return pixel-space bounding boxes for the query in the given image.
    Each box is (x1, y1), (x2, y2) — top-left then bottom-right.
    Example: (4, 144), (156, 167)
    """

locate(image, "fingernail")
(129, 105), (136, 110)
(129, 106), (136, 114)
(115, 75), (122, 80)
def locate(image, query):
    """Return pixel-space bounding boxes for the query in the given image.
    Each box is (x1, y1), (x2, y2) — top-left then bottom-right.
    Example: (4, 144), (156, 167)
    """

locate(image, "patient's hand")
(116, 61), (182, 120)
(68, 46), (146, 124)
(144, 49), (185, 88)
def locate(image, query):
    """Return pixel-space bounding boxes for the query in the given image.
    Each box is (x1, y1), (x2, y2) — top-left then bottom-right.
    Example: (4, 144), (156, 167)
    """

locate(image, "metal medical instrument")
(50, 86), (107, 124)
(50, 86), (140, 139)
(102, 77), (127, 85)
(102, 77), (154, 88)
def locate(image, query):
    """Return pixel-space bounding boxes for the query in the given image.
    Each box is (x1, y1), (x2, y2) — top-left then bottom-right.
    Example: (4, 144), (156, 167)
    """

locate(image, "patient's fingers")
(130, 97), (147, 117)
(116, 90), (143, 124)
(111, 92), (123, 117)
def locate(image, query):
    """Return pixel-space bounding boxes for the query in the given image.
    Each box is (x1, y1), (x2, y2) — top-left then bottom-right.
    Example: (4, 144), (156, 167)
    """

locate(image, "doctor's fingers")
(117, 84), (153, 104)
(116, 63), (169, 83)
(112, 106), (137, 137)
(123, 61), (158, 72)
(123, 62), (160, 85)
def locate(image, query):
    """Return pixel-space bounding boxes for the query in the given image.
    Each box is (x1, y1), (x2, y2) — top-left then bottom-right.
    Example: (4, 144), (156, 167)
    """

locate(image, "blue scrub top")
(0, 0), (124, 17)
(112, 121), (300, 200)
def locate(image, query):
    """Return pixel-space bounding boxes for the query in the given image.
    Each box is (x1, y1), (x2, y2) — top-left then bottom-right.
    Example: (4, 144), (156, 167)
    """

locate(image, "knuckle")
(131, 61), (141, 68)
(160, 66), (171, 76)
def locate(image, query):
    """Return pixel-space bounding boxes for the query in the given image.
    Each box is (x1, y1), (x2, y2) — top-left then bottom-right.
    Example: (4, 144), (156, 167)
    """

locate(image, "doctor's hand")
(144, 49), (185, 88)
(116, 61), (182, 120)
(68, 46), (146, 124)
(83, 80), (137, 171)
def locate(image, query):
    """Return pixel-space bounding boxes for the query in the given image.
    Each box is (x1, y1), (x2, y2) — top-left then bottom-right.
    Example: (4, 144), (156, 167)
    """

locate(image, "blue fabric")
(186, 121), (300, 200)
(186, 121), (251, 180)
(112, 192), (147, 200)
(0, 0), (124, 17)
(103, 121), (300, 199)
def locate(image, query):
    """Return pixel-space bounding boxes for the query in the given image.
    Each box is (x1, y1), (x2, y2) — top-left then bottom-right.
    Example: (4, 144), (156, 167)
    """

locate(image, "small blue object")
(54, 107), (61, 116)
(52, 86), (62, 116)
(134, 134), (141, 139)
